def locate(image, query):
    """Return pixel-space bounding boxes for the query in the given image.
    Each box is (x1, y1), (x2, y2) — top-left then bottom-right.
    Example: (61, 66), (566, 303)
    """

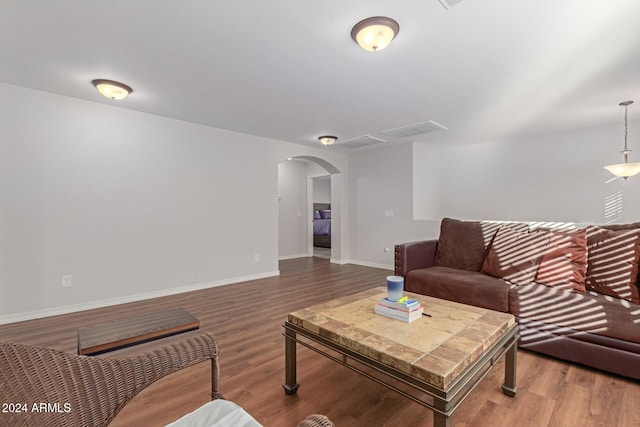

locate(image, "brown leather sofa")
(394, 218), (640, 380)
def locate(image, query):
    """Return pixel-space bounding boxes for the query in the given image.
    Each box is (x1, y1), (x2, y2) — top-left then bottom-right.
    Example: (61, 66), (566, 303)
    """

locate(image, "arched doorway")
(277, 156), (342, 263)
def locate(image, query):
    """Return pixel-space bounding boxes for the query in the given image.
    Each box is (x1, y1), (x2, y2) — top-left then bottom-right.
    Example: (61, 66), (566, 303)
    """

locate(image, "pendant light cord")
(624, 105), (629, 162)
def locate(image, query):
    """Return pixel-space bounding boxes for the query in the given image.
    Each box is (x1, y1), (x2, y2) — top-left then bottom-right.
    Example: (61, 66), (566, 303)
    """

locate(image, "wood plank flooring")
(1, 257), (639, 426)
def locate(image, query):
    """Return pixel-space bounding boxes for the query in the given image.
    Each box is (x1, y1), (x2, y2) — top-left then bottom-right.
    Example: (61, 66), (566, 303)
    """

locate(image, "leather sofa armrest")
(394, 240), (438, 277)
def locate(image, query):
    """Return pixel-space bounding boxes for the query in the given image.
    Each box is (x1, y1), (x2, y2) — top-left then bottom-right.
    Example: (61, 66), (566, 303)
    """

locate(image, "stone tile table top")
(288, 287), (516, 390)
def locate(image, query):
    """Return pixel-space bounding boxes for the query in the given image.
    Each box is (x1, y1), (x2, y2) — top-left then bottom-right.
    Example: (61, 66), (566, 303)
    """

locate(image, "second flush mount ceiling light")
(351, 16), (400, 52)
(92, 79), (133, 100)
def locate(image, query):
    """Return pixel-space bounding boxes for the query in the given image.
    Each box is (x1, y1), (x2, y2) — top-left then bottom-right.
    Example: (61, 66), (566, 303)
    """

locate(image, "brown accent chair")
(0, 333), (333, 426)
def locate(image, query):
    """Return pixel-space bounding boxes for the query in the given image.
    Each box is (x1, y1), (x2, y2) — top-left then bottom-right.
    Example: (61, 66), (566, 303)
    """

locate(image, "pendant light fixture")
(604, 101), (640, 180)
(318, 136), (337, 146)
(92, 79), (133, 100)
(351, 17), (399, 52)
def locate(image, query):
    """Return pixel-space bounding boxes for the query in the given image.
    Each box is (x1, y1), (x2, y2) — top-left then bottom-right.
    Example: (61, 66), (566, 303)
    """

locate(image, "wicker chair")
(0, 333), (334, 427)
(0, 333), (222, 427)
(297, 414), (335, 427)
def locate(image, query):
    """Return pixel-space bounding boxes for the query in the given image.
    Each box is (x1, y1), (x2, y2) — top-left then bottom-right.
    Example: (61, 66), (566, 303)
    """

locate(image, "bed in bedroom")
(313, 203), (331, 248)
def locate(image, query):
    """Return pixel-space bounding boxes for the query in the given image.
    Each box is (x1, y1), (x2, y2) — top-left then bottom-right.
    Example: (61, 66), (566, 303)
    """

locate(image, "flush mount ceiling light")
(604, 101), (640, 180)
(318, 136), (337, 146)
(91, 79), (132, 100)
(351, 16), (399, 52)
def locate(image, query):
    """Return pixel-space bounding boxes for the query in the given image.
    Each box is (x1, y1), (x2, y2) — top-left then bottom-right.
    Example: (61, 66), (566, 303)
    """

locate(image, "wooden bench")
(77, 308), (200, 355)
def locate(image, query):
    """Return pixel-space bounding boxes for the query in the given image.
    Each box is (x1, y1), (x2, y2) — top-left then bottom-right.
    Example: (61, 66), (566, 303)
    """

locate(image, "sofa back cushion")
(599, 221), (640, 231)
(481, 226), (550, 285)
(534, 228), (588, 293)
(434, 218), (528, 272)
(585, 225), (640, 304)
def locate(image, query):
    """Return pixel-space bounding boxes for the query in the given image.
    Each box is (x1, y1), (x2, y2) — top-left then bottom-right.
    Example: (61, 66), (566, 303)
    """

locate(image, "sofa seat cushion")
(509, 283), (640, 345)
(405, 266), (511, 312)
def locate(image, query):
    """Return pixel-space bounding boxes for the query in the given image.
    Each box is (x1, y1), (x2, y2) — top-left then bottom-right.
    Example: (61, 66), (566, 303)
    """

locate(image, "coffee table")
(283, 287), (518, 427)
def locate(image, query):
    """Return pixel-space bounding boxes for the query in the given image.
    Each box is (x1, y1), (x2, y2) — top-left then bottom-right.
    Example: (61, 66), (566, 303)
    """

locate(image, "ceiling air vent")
(381, 120), (448, 139)
(439, 0), (464, 10)
(338, 135), (387, 149)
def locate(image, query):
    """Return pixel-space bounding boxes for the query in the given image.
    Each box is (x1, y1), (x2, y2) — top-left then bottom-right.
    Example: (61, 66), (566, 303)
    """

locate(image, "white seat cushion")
(166, 399), (263, 427)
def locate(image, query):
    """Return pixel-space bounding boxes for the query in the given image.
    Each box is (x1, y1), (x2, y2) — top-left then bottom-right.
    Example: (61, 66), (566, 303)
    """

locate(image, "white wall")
(312, 176), (331, 203)
(348, 144), (440, 269)
(5, 80), (637, 322)
(0, 83), (349, 322)
(413, 122), (640, 224)
(347, 119), (640, 271)
(277, 160), (308, 259)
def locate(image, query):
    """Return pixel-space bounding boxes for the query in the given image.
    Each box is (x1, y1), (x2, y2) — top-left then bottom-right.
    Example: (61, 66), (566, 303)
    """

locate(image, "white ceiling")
(2, 0), (640, 151)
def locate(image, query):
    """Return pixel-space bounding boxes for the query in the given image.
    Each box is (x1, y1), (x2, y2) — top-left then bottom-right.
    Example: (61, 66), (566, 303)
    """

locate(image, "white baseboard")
(278, 253), (309, 260)
(340, 259), (394, 270)
(0, 270), (280, 326)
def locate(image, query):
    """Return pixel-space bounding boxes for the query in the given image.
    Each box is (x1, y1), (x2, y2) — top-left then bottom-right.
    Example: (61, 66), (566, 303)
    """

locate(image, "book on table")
(374, 303), (424, 323)
(378, 297), (420, 310)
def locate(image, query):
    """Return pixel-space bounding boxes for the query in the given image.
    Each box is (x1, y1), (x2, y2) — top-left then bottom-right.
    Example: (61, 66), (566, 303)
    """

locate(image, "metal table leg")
(433, 398), (452, 427)
(282, 326), (300, 395)
(501, 339), (518, 397)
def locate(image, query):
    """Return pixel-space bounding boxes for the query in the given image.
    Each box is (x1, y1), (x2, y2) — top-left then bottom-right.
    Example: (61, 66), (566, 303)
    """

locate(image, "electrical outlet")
(62, 275), (72, 288)
(254, 253), (261, 262)
(384, 247), (390, 255)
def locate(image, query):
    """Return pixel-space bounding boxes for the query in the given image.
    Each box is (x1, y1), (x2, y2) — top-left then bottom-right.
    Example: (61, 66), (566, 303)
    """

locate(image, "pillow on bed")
(319, 210), (331, 219)
(313, 210), (321, 220)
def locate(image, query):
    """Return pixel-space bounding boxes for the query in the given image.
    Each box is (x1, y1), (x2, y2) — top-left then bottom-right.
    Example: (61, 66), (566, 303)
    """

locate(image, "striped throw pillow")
(482, 226), (550, 285)
(534, 228), (588, 292)
(585, 226), (640, 304)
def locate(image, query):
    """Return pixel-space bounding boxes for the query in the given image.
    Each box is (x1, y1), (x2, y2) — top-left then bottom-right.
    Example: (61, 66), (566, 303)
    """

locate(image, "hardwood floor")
(1, 257), (639, 426)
